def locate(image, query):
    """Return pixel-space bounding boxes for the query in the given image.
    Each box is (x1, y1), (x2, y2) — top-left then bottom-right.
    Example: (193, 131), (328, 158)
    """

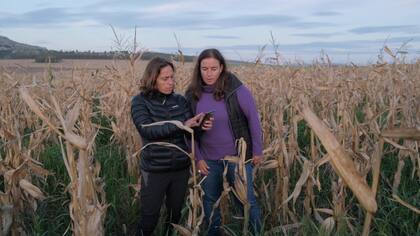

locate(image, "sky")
(1, 0), (420, 64)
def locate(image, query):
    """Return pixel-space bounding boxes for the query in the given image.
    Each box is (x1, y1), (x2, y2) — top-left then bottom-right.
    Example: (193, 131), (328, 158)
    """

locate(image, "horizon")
(1, 0), (420, 65)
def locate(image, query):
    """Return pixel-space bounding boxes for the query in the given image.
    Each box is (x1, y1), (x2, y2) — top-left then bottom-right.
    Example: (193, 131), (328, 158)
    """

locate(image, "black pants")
(137, 168), (189, 236)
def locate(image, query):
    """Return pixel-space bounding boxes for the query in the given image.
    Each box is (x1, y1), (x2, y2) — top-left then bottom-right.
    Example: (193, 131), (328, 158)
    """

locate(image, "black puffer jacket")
(131, 91), (193, 172)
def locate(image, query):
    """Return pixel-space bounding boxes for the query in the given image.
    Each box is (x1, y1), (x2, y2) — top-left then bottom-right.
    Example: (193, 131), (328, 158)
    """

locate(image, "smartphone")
(200, 110), (215, 126)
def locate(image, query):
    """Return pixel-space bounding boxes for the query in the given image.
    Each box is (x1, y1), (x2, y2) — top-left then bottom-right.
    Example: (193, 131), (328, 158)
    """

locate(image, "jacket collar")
(224, 73), (242, 99)
(202, 85), (215, 93)
(144, 90), (174, 104)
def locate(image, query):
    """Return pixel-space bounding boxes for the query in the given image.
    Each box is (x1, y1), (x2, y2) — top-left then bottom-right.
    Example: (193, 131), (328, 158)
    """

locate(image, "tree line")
(0, 49), (195, 63)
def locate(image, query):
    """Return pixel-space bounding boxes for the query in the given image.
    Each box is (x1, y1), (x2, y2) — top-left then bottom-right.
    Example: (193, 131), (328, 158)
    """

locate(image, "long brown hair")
(140, 57), (174, 96)
(187, 48), (229, 101)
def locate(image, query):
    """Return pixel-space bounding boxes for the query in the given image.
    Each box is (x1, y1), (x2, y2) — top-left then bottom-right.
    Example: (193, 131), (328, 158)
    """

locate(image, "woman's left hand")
(252, 155), (263, 166)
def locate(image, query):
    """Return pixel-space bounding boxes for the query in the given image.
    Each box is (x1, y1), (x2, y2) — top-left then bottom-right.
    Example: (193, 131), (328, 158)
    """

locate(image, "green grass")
(29, 144), (71, 235)
(369, 150), (420, 236)
(98, 144), (140, 236)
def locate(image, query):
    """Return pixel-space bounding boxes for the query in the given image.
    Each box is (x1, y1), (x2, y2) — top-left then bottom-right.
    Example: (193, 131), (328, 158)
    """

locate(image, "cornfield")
(0, 48), (419, 236)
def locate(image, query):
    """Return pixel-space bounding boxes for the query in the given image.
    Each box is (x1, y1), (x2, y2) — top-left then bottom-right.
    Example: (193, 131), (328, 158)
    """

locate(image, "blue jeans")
(202, 160), (261, 236)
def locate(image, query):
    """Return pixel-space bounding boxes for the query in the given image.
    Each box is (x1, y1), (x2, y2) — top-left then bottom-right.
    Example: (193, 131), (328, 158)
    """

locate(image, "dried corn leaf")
(64, 132), (88, 150)
(19, 87), (61, 135)
(64, 100), (81, 130)
(383, 46), (395, 58)
(223, 155), (239, 164)
(392, 194), (420, 215)
(297, 96), (377, 213)
(171, 224), (192, 236)
(232, 174), (248, 205)
(141, 142), (190, 157)
(282, 160), (313, 206)
(321, 217), (335, 234)
(383, 138), (417, 153)
(142, 120), (193, 134)
(382, 128), (420, 140)
(19, 179), (46, 200)
(315, 208), (334, 215)
(259, 159), (279, 170)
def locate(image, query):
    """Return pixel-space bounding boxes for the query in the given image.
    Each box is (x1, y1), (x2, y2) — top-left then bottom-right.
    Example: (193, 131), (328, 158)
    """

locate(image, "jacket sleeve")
(131, 95), (183, 140)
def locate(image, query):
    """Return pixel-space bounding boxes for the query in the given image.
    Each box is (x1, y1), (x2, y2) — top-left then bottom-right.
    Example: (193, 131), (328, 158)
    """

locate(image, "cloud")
(201, 14), (335, 29)
(290, 21), (336, 29)
(143, 1), (198, 14)
(96, 13), (309, 30)
(0, 8), (84, 28)
(293, 32), (341, 38)
(349, 25), (420, 34)
(0, 6), (334, 30)
(0, 11), (13, 17)
(33, 40), (51, 45)
(204, 35), (241, 39)
(150, 34), (420, 64)
(313, 11), (341, 16)
(86, 0), (170, 8)
(386, 35), (420, 43)
(214, 14), (295, 28)
(86, 0), (208, 15)
(157, 36), (420, 56)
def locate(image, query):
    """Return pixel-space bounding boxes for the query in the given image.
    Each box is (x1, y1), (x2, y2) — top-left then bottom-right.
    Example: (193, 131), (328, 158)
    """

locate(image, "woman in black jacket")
(131, 57), (212, 236)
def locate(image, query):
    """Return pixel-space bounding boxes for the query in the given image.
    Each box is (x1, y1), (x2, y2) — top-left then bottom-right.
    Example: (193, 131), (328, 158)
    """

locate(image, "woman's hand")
(197, 160), (210, 175)
(201, 117), (214, 130)
(184, 113), (204, 128)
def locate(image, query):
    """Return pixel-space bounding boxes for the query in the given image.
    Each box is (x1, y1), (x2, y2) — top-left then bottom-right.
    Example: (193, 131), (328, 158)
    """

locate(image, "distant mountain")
(0, 35), (244, 64)
(0, 35), (47, 58)
(0, 35), (195, 61)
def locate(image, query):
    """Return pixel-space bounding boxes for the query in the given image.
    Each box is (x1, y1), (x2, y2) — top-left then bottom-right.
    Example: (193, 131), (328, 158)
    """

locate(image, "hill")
(0, 35), (196, 62)
(0, 35), (247, 64)
(0, 35), (47, 58)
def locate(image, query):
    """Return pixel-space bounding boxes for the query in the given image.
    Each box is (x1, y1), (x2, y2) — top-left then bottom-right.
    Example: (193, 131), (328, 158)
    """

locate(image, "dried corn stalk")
(19, 86), (107, 236)
(296, 96), (377, 213)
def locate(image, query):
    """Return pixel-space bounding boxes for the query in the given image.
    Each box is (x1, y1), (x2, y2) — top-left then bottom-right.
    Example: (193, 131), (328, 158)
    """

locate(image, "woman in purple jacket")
(185, 49), (263, 235)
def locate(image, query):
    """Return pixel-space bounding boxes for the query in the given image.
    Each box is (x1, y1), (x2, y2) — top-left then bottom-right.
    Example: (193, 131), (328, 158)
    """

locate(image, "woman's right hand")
(184, 113), (204, 128)
(197, 160), (210, 175)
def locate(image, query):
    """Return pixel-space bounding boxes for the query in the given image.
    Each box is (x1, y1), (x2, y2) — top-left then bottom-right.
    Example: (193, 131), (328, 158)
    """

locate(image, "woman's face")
(200, 57), (223, 86)
(155, 65), (175, 95)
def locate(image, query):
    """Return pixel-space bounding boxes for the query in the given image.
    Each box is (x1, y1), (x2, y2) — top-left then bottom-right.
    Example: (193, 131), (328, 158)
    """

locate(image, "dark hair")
(140, 57), (174, 96)
(187, 48), (228, 101)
